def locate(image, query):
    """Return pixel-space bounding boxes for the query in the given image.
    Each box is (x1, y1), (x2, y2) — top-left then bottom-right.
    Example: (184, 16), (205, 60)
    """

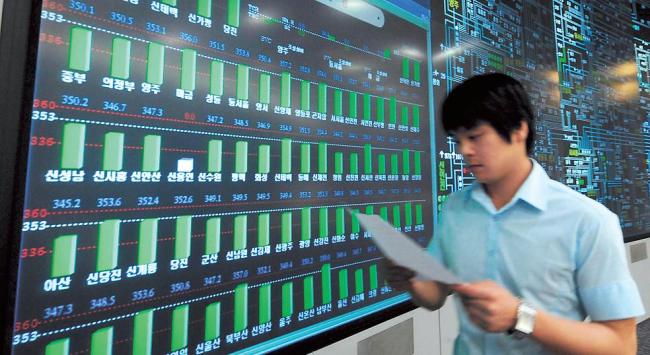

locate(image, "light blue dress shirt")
(428, 159), (645, 354)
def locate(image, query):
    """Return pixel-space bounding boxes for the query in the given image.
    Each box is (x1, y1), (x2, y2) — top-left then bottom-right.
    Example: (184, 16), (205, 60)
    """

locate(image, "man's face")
(453, 122), (528, 184)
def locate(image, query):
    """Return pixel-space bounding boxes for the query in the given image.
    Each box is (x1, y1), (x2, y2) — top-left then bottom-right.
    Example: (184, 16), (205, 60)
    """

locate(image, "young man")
(386, 73), (645, 354)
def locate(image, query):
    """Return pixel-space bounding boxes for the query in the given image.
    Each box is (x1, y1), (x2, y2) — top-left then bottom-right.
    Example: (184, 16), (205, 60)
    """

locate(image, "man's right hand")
(382, 258), (416, 291)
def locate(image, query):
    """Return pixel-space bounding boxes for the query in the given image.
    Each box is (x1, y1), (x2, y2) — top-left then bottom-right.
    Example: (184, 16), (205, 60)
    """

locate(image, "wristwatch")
(508, 301), (537, 339)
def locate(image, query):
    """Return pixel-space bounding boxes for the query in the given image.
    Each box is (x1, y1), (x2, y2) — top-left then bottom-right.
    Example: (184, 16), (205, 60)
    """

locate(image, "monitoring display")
(13, 0), (432, 353)
(431, 0), (650, 238)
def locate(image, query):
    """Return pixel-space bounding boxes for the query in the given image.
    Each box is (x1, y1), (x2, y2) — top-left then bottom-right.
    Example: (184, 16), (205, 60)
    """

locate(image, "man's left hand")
(451, 281), (520, 333)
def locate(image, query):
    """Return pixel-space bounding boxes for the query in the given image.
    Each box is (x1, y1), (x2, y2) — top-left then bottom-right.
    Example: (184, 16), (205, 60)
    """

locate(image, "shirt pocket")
(528, 258), (577, 314)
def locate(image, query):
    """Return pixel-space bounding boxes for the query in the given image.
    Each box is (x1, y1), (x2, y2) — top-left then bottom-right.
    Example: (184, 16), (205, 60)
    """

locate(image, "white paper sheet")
(353, 212), (462, 284)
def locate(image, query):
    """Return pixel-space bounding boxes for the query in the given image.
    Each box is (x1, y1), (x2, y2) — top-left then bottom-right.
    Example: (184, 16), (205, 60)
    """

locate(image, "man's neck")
(483, 158), (533, 210)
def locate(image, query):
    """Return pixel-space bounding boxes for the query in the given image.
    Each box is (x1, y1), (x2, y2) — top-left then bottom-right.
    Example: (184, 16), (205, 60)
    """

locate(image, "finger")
(452, 283), (493, 299)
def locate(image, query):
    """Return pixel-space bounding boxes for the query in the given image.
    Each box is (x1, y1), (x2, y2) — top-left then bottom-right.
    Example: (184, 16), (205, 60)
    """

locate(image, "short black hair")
(441, 73), (535, 154)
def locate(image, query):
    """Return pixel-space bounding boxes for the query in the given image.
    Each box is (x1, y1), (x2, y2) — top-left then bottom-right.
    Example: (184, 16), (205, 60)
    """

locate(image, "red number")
(20, 247), (48, 259)
(14, 319), (40, 332)
(24, 208), (49, 218)
(33, 99), (57, 109)
(184, 112), (196, 121)
(30, 137), (56, 147)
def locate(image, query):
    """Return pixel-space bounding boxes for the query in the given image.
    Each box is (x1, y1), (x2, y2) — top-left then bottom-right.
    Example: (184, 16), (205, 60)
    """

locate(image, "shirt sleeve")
(576, 211), (645, 321)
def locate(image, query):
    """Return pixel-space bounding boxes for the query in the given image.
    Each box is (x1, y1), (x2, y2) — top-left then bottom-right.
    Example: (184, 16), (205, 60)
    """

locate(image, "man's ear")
(513, 121), (529, 145)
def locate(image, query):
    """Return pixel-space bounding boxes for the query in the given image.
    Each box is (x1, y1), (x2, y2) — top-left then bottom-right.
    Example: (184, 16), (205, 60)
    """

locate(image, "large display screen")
(11, 0), (433, 353)
(431, 0), (650, 238)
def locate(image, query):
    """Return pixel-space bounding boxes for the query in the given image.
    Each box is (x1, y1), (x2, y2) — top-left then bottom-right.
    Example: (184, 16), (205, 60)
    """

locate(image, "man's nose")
(457, 140), (473, 157)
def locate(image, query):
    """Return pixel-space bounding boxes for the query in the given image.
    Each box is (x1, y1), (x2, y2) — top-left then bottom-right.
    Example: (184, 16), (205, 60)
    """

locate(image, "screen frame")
(0, 1), (427, 353)
(0, 0), (42, 352)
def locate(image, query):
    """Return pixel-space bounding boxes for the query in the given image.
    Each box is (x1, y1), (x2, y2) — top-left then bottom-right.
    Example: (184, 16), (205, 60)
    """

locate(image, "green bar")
(393, 205), (401, 227)
(147, 42), (164, 85)
(281, 139), (292, 174)
(350, 153), (359, 174)
(301, 80), (310, 111)
(378, 154), (386, 175)
(142, 135), (161, 172)
(364, 144), (372, 174)
(68, 27), (92, 72)
(304, 276), (314, 310)
(281, 212), (292, 243)
(90, 327), (113, 355)
(380, 206), (389, 221)
(51, 235), (76, 278)
(259, 284), (271, 324)
(322, 264), (332, 304)
(46, 338), (70, 355)
(335, 208), (345, 235)
(351, 209), (360, 233)
(402, 57), (410, 79)
(259, 73), (271, 104)
(234, 215), (247, 250)
(197, 0), (212, 18)
(208, 140), (222, 173)
(348, 92), (357, 118)
(227, 0), (240, 27)
(235, 141), (248, 173)
(111, 37), (131, 79)
(389, 97), (397, 124)
(401, 105), (409, 126)
(97, 220), (120, 272)
(403, 149), (411, 175)
(132, 309), (154, 355)
(414, 151), (422, 175)
(339, 269), (349, 299)
(391, 154), (399, 175)
(370, 264), (378, 290)
(301, 207), (311, 241)
(384, 48), (391, 59)
(161, 0), (177, 5)
(181, 49), (197, 91)
(365, 206), (374, 215)
(405, 203), (413, 227)
(319, 208), (328, 238)
(205, 218), (221, 255)
(236, 64), (249, 100)
(318, 83), (327, 113)
(416, 204), (423, 225)
(175, 216), (192, 260)
(60, 123), (85, 170)
(300, 143), (311, 174)
(363, 94), (371, 121)
(138, 219), (157, 265)
(258, 145), (270, 174)
(204, 302), (220, 341)
(413, 61), (421, 81)
(281, 72), (291, 107)
(102, 132), (124, 171)
(355, 269), (364, 294)
(334, 152), (344, 174)
(318, 142), (327, 174)
(210, 61), (224, 96)
(258, 213), (270, 247)
(413, 105), (420, 128)
(376, 97), (385, 123)
(334, 90), (343, 116)
(234, 283), (248, 332)
(171, 305), (189, 351)
(282, 282), (293, 317)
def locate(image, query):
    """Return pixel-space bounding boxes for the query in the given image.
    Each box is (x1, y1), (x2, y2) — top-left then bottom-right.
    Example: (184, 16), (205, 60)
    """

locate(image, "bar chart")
(15, 0), (433, 353)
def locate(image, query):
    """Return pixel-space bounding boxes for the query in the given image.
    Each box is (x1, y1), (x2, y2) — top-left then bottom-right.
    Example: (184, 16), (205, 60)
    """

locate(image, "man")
(386, 73), (645, 354)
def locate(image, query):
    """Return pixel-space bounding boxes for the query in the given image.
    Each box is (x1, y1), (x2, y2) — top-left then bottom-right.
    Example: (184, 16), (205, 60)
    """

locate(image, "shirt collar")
(468, 159), (549, 213)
